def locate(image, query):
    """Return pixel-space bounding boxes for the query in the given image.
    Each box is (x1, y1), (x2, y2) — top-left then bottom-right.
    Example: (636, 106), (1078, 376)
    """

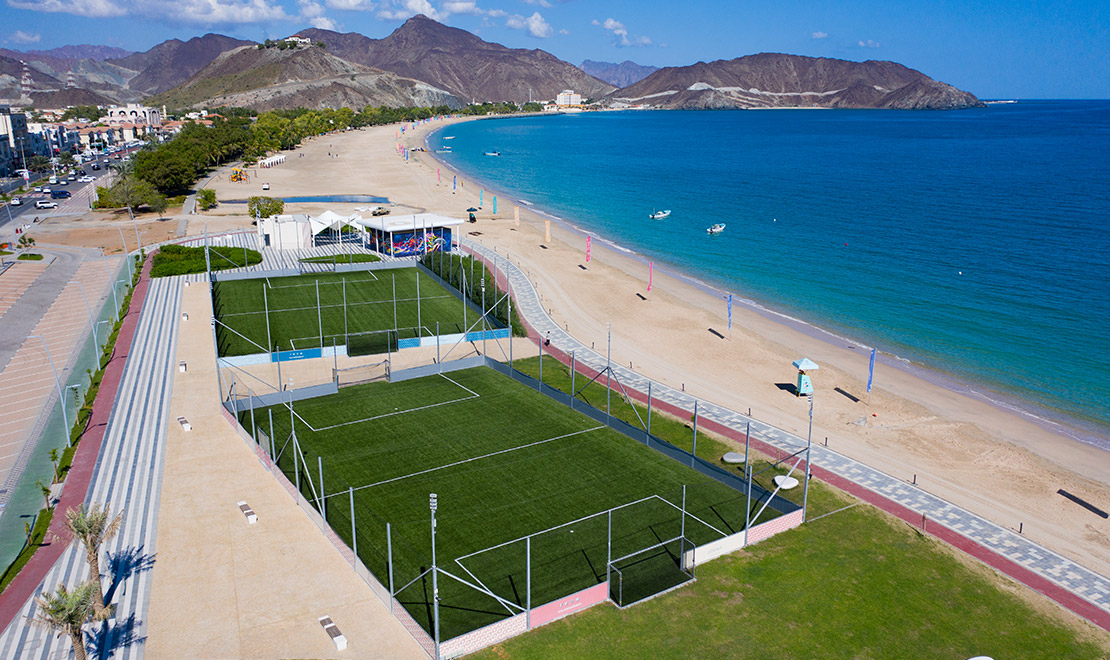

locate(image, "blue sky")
(2, 0), (1107, 98)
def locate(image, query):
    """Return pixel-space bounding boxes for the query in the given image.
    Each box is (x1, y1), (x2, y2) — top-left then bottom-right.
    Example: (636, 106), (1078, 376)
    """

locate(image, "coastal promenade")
(0, 261), (176, 659)
(459, 236), (1110, 632)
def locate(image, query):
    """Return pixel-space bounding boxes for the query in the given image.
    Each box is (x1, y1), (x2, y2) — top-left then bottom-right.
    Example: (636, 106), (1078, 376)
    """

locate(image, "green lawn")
(472, 490), (1108, 659)
(17, 253), (43, 261)
(240, 366), (792, 639)
(213, 269), (474, 356)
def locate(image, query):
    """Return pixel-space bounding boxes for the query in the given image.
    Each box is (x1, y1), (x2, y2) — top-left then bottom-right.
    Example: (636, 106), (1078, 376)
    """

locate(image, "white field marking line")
(219, 295), (455, 319)
(322, 425), (606, 501)
(263, 274), (379, 290)
(292, 373), (480, 432)
(805, 502), (860, 523)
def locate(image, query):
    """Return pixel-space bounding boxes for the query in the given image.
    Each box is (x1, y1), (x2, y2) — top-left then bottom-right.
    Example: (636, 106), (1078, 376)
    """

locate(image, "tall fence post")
(349, 486), (357, 567)
(647, 381), (653, 436)
(526, 536), (532, 630)
(692, 400), (699, 465)
(316, 279), (323, 348)
(343, 276), (348, 345)
(436, 321), (440, 363)
(294, 435), (301, 505)
(416, 269), (422, 336)
(570, 351), (576, 399)
(538, 337), (543, 389)
(387, 522), (394, 614)
(319, 456), (326, 523)
(268, 409), (275, 471)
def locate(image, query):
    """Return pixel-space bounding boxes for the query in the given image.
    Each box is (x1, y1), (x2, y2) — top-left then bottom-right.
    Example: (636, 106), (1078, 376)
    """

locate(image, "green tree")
(133, 148), (194, 196)
(30, 582), (105, 660)
(49, 448), (60, 482)
(150, 193), (169, 218)
(196, 189), (217, 210)
(27, 155), (51, 172)
(63, 504), (124, 616)
(248, 196), (284, 219)
(58, 152), (76, 168)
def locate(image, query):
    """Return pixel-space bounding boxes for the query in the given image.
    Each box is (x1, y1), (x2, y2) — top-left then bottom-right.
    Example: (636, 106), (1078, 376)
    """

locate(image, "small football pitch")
(240, 365), (782, 639)
(213, 270), (471, 357)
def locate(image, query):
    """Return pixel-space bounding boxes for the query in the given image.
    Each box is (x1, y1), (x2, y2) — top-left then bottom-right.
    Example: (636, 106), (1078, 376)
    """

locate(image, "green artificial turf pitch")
(212, 269), (472, 356)
(240, 366), (775, 639)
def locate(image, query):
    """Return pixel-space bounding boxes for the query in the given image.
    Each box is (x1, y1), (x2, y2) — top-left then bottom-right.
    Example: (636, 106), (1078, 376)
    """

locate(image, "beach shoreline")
(200, 116), (1110, 584)
(422, 117), (1110, 453)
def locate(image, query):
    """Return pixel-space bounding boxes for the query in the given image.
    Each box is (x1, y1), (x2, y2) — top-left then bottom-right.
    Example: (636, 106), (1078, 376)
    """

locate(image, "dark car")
(91, 164), (101, 170)
(50, 190), (72, 199)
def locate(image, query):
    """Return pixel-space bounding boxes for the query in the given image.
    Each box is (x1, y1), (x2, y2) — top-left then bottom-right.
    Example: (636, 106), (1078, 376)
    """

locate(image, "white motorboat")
(706, 223), (725, 234)
(649, 209), (671, 220)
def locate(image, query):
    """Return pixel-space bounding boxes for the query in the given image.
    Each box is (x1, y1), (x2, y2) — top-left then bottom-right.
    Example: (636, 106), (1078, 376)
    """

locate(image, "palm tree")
(63, 504), (123, 615)
(29, 581), (104, 660)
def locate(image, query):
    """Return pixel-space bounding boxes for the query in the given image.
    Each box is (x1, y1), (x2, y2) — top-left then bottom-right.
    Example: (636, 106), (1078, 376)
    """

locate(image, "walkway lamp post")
(30, 334), (68, 441)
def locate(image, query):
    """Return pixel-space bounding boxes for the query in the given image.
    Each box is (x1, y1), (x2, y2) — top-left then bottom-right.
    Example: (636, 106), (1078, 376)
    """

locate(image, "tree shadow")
(102, 545), (156, 606)
(90, 612), (145, 660)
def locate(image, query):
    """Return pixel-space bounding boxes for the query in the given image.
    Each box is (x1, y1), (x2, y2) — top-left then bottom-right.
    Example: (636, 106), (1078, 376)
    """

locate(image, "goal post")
(334, 360), (390, 387)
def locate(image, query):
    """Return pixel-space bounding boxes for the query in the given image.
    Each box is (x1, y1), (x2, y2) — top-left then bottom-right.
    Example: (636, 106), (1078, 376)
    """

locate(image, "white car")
(10, 197), (22, 206)
(35, 200), (57, 209)
(79, 176), (95, 183)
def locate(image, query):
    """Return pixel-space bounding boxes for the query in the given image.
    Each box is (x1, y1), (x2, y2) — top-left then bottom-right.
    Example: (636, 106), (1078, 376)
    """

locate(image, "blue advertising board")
(271, 348), (323, 362)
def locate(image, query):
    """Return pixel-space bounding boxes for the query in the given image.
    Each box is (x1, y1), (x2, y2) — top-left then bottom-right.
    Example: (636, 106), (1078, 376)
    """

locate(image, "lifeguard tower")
(792, 358), (819, 397)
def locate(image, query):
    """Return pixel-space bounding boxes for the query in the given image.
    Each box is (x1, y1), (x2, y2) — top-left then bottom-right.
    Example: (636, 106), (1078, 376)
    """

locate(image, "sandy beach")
(199, 117), (1110, 586)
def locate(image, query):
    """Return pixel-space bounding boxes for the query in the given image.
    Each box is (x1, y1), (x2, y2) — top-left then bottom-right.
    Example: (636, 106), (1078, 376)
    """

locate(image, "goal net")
(334, 360), (390, 388)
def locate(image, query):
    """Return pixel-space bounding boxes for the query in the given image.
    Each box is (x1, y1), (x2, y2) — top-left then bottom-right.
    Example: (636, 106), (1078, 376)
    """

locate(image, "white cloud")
(325, 0), (374, 8)
(7, 30), (42, 44)
(558, 28), (568, 35)
(811, 31), (827, 39)
(522, 0), (551, 6)
(592, 16), (650, 47)
(858, 39), (880, 48)
(377, 0), (441, 20)
(442, 0), (481, 14)
(298, 0), (337, 28)
(7, 0), (128, 18)
(9, 0), (291, 23)
(487, 8), (506, 17)
(506, 11), (551, 38)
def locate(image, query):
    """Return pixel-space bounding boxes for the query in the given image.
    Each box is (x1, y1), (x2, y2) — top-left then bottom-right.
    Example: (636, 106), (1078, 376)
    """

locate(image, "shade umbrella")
(792, 358), (819, 372)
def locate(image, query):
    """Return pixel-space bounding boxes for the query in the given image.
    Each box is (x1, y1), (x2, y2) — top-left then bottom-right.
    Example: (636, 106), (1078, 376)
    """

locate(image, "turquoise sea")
(428, 102), (1110, 447)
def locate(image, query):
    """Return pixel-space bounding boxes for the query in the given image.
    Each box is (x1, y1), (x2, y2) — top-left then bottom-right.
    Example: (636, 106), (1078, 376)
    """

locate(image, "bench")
(319, 616), (347, 651)
(238, 501), (257, 524)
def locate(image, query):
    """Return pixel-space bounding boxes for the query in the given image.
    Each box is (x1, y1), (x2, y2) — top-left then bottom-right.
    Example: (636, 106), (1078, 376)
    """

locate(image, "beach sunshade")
(792, 358), (819, 371)
(466, 207), (479, 212)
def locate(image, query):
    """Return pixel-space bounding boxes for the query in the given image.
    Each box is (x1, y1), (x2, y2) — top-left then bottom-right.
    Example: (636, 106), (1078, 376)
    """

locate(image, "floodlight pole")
(116, 226), (133, 282)
(570, 351), (576, 399)
(30, 335), (67, 438)
(319, 456), (325, 523)
(316, 279), (323, 348)
(744, 459), (753, 546)
(436, 322), (440, 364)
(744, 421), (751, 475)
(606, 323), (612, 422)
(804, 393), (813, 521)
(692, 400), (699, 464)
(70, 280), (99, 348)
(293, 434), (301, 505)
(480, 279), (486, 356)
(647, 381), (653, 436)
(98, 249), (119, 321)
(387, 522), (395, 613)
(342, 277), (348, 344)
(525, 536), (532, 629)
(392, 273), (398, 333)
(268, 409), (275, 469)
(430, 493), (441, 660)
(416, 269), (422, 336)
(263, 285), (272, 355)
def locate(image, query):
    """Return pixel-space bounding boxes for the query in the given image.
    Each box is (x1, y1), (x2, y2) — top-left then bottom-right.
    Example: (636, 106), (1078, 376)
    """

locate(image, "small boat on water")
(706, 223), (725, 234)
(484, 150), (501, 156)
(444, 136), (456, 139)
(649, 209), (671, 220)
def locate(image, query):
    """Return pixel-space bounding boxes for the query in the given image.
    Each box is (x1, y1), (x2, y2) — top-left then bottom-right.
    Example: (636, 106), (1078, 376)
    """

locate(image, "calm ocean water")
(429, 102), (1110, 443)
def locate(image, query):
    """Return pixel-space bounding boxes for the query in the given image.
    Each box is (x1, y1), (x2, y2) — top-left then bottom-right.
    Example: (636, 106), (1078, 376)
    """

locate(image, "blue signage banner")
(271, 348), (323, 362)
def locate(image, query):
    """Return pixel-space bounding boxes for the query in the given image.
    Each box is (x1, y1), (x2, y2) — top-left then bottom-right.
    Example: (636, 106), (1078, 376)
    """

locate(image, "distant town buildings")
(103, 103), (162, 128)
(555, 90), (582, 106)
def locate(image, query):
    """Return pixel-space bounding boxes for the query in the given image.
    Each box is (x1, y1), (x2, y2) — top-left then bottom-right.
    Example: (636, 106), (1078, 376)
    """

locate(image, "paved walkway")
(0, 254), (121, 513)
(0, 257), (173, 659)
(459, 237), (1110, 632)
(0, 261), (49, 319)
(144, 279), (424, 659)
(178, 230), (402, 272)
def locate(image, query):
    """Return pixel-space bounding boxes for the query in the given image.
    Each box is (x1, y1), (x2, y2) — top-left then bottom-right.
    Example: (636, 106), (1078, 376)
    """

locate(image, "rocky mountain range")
(149, 42), (461, 112)
(1, 18), (982, 113)
(299, 16), (613, 104)
(610, 53), (983, 110)
(580, 60), (659, 88)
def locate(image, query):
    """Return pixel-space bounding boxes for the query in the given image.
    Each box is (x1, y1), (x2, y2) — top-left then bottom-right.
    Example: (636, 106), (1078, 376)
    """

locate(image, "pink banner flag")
(586, 236), (591, 263)
(437, 168), (441, 182)
(648, 261), (654, 292)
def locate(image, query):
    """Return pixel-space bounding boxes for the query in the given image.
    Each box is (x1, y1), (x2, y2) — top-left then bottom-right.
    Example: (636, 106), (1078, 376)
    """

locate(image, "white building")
(102, 104), (162, 128)
(258, 214), (314, 250)
(555, 90), (582, 106)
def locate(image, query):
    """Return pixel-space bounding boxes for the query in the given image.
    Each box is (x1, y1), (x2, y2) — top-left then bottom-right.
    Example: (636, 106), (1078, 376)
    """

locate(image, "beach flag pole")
(545, 219), (550, 244)
(514, 206), (520, 227)
(648, 261), (654, 294)
(586, 236), (591, 264)
(867, 347), (876, 405)
(728, 294), (733, 340)
(493, 196), (497, 215)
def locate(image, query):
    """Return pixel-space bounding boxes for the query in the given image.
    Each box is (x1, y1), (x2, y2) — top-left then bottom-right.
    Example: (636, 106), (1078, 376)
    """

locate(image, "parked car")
(262, 183), (270, 190)
(35, 200), (57, 209)
(371, 206), (390, 216)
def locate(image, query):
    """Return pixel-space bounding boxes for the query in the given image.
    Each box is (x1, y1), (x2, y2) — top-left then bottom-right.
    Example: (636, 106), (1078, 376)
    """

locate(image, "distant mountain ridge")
(611, 53), (983, 110)
(108, 34), (256, 96)
(150, 43), (461, 112)
(19, 45), (133, 61)
(300, 15), (614, 103)
(580, 60), (658, 87)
